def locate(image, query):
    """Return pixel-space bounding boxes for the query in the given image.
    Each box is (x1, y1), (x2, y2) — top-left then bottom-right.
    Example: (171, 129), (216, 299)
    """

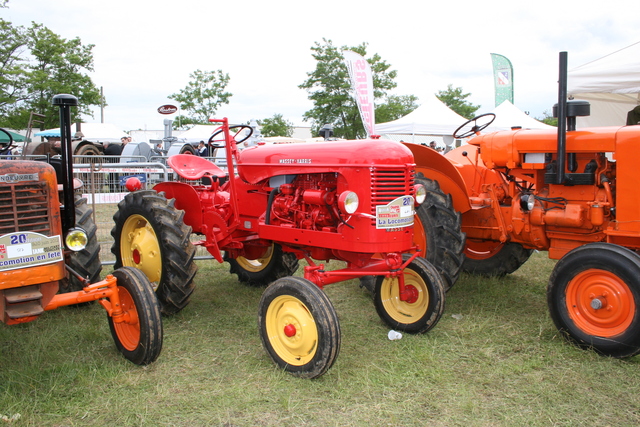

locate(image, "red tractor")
(111, 118), (453, 378)
(403, 52), (640, 358)
(0, 94), (162, 366)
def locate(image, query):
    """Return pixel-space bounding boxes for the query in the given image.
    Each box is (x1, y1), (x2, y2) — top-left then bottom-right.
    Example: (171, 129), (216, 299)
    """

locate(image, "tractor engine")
(269, 173), (339, 231)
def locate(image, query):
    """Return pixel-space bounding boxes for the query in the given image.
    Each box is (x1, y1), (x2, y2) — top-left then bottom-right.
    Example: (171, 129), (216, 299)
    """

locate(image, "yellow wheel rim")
(265, 295), (318, 366)
(120, 214), (162, 289)
(236, 245), (274, 273)
(380, 268), (430, 323)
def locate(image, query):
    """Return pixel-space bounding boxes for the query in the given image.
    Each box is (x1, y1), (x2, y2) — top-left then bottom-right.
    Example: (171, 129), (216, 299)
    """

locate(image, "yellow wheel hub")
(380, 268), (430, 323)
(265, 295), (318, 366)
(120, 214), (162, 288)
(236, 245), (274, 273)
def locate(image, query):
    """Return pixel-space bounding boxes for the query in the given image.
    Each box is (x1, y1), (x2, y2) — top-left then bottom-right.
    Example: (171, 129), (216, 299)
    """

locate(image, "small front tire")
(373, 255), (445, 334)
(108, 267), (163, 365)
(258, 277), (341, 379)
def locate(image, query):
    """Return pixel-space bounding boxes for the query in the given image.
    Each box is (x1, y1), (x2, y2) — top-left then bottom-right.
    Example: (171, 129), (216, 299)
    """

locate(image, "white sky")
(3, 0), (639, 132)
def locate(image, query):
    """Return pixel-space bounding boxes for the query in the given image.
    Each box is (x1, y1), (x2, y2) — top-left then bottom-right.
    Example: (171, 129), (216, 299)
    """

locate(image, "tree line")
(0, 13), (484, 137)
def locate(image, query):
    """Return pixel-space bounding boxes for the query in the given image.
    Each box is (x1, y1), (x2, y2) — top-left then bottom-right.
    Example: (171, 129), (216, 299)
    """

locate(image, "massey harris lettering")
(0, 173), (39, 183)
(278, 159), (312, 164)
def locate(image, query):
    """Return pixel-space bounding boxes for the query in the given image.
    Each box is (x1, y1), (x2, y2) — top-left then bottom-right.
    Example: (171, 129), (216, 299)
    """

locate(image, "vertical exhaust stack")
(556, 52), (568, 185)
(52, 93), (78, 232)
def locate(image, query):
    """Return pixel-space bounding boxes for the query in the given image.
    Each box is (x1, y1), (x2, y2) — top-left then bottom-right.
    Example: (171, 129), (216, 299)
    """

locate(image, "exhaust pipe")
(556, 51), (568, 185)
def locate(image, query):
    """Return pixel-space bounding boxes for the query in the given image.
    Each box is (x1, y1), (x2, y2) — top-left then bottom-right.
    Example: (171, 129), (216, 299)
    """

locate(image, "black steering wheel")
(208, 125), (254, 148)
(0, 128), (14, 156)
(453, 113), (496, 139)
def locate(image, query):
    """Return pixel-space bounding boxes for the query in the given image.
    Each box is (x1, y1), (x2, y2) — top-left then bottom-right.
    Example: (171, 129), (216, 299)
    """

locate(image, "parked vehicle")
(111, 119), (446, 378)
(0, 94), (163, 365)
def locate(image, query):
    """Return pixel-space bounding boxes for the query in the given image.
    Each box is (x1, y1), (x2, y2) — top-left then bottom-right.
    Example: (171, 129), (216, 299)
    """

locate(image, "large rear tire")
(548, 243), (640, 358)
(462, 240), (532, 277)
(226, 243), (299, 287)
(111, 190), (197, 315)
(413, 176), (466, 290)
(109, 267), (163, 365)
(59, 196), (102, 294)
(258, 277), (341, 379)
(373, 255), (446, 334)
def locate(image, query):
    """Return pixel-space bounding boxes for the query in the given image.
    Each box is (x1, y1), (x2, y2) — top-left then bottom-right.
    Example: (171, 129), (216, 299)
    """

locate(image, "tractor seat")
(168, 154), (227, 181)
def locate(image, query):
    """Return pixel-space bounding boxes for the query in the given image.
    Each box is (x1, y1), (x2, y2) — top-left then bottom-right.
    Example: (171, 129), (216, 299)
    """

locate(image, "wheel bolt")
(590, 298), (604, 310)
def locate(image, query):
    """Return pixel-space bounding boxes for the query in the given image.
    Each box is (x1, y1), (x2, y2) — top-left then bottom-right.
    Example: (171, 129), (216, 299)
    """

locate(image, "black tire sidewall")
(548, 243), (640, 357)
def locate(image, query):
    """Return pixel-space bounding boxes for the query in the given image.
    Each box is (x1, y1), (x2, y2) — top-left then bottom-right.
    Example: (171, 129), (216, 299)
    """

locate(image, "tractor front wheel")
(258, 276), (341, 379)
(548, 243), (640, 358)
(108, 267), (163, 365)
(226, 243), (299, 287)
(111, 190), (197, 315)
(373, 255), (445, 334)
(462, 240), (532, 277)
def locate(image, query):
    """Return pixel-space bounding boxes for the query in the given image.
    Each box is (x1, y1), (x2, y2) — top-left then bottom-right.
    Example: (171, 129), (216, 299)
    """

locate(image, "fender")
(402, 142), (472, 214)
(154, 181), (204, 233)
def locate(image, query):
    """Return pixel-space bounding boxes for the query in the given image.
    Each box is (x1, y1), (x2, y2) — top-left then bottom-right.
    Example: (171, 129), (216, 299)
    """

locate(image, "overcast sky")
(3, 0), (639, 133)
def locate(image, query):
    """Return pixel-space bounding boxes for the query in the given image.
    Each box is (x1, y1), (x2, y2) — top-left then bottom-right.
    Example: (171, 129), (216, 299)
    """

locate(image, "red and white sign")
(157, 104), (178, 115)
(344, 51), (376, 137)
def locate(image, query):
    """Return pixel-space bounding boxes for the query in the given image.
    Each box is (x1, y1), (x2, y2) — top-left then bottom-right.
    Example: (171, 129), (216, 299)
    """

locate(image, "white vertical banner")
(343, 50), (376, 138)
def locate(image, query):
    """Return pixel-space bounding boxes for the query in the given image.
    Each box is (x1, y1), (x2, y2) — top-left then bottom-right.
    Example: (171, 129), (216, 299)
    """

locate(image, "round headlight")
(520, 193), (535, 212)
(415, 184), (426, 205)
(338, 191), (359, 214)
(65, 227), (88, 252)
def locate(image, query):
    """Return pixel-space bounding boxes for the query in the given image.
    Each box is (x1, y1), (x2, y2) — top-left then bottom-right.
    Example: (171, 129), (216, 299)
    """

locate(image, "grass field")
(1, 203), (639, 426)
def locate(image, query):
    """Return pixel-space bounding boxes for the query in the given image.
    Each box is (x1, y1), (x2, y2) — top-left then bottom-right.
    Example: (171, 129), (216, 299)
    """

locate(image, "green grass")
(2, 251), (640, 426)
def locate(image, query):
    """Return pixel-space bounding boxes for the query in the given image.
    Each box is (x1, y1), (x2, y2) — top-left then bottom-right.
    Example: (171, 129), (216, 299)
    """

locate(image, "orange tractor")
(0, 94), (162, 365)
(401, 52), (640, 358)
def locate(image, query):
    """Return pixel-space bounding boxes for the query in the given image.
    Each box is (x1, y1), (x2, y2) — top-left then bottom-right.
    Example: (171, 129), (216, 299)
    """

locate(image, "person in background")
(429, 141), (437, 150)
(197, 140), (208, 157)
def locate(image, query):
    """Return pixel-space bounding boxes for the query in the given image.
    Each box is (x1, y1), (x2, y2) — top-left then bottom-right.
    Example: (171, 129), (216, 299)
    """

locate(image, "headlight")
(338, 191), (359, 214)
(65, 227), (88, 252)
(414, 184), (426, 205)
(519, 193), (535, 212)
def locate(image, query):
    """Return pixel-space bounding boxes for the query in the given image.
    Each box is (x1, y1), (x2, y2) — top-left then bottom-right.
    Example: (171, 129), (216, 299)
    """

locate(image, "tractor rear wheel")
(548, 243), (640, 358)
(226, 243), (299, 287)
(462, 240), (532, 277)
(111, 190), (197, 315)
(413, 176), (466, 291)
(59, 196), (102, 294)
(108, 267), (163, 365)
(258, 276), (341, 379)
(373, 255), (445, 334)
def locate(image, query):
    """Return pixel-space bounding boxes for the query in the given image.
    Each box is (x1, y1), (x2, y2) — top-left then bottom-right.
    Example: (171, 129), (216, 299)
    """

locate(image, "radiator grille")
(0, 182), (52, 235)
(369, 167), (414, 223)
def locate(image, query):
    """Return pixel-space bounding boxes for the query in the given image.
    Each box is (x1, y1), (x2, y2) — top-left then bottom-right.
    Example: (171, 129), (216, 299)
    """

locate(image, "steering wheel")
(0, 128), (14, 156)
(208, 125), (254, 148)
(453, 113), (496, 139)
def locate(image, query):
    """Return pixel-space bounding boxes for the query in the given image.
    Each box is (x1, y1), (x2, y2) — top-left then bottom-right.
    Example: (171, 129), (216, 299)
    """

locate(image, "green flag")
(491, 53), (514, 107)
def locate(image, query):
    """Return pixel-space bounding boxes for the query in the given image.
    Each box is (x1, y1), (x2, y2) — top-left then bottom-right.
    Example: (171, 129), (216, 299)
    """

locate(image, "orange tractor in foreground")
(0, 94), (162, 365)
(405, 52), (640, 358)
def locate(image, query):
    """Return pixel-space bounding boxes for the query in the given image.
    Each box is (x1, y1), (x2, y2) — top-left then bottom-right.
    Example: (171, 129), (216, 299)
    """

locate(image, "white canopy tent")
(376, 95), (467, 146)
(485, 100), (554, 131)
(568, 41), (640, 127)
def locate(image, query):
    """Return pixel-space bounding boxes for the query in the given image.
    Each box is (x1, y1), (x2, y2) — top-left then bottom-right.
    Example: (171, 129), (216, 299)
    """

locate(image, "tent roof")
(34, 123), (128, 142)
(568, 41), (640, 127)
(375, 95), (467, 136)
(176, 124), (219, 142)
(0, 129), (26, 143)
(485, 100), (554, 131)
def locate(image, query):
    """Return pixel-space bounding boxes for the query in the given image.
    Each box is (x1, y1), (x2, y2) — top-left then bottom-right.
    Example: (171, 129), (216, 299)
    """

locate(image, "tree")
(300, 38), (417, 139)
(168, 69), (232, 129)
(375, 94), (419, 124)
(436, 84), (480, 119)
(258, 114), (294, 137)
(0, 20), (103, 129)
(537, 110), (558, 127)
